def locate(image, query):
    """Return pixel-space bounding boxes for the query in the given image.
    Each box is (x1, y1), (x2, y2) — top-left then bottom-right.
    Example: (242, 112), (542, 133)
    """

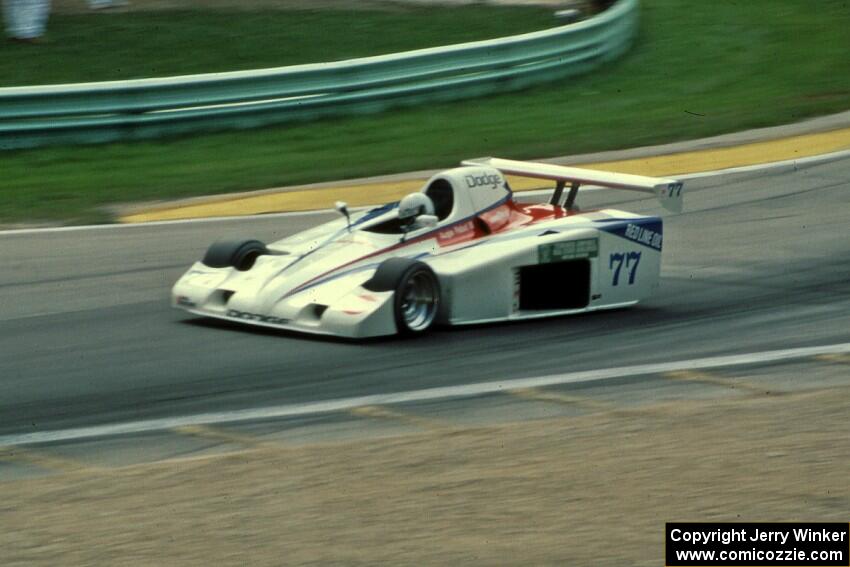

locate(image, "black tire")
(364, 258), (440, 334)
(202, 239), (268, 271)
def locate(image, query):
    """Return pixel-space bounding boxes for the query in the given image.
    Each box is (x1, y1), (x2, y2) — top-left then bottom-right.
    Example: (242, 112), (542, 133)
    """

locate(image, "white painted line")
(3, 148), (848, 237)
(2, 342), (848, 447)
(0, 208), (342, 237)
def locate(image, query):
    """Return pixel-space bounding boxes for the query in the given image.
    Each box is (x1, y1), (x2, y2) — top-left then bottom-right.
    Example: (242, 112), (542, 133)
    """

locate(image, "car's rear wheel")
(202, 239), (268, 271)
(364, 258), (440, 334)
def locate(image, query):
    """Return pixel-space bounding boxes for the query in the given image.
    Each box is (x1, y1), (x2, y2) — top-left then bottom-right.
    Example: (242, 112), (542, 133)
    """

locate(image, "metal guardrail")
(0, 0), (638, 150)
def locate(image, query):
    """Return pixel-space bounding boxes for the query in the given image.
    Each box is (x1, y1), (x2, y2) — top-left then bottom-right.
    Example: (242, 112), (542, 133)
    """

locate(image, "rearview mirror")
(335, 201), (351, 231)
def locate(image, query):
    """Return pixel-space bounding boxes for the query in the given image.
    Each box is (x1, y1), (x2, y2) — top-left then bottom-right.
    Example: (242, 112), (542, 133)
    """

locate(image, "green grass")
(0, 7), (555, 86)
(2, 0), (849, 224)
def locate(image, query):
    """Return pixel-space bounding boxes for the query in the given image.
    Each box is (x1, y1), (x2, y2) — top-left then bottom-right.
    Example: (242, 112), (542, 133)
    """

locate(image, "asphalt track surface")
(1, 158), (848, 438)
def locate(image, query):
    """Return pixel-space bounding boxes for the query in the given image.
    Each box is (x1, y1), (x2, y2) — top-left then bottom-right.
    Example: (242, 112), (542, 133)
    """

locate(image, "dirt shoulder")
(2, 386), (848, 566)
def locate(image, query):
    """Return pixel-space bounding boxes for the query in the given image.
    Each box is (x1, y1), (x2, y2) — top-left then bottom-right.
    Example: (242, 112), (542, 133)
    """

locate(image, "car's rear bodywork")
(172, 158), (683, 338)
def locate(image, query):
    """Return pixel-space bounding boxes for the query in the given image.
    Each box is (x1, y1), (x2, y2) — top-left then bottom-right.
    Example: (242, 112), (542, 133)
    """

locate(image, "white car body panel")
(172, 158), (683, 338)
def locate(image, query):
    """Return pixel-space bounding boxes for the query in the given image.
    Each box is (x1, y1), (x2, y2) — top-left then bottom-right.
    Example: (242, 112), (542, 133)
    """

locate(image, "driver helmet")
(398, 192), (435, 221)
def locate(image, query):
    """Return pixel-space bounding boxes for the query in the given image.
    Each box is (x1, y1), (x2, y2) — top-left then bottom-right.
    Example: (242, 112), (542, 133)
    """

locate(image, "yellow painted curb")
(120, 126), (850, 223)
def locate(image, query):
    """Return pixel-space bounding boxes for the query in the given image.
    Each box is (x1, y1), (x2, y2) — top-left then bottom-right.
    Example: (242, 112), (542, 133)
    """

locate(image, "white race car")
(172, 158), (683, 338)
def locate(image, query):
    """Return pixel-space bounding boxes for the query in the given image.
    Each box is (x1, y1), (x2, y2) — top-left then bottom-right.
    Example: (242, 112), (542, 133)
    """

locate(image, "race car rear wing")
(462, 157), (684, 213)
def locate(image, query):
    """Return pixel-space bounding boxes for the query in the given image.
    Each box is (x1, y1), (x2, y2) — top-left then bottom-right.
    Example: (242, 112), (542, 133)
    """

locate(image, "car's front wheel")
(202, 239), (268, 271)
(365, 258), (440, 334)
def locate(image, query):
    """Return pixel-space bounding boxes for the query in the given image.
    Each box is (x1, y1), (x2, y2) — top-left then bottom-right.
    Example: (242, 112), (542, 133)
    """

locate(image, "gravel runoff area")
(2, 385), (848, 566)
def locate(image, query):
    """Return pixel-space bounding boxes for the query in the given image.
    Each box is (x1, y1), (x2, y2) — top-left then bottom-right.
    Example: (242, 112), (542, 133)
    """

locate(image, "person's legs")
(6, 0), (46, 40)
(33, 0), (50, 36)
(3, 0), (24, 39)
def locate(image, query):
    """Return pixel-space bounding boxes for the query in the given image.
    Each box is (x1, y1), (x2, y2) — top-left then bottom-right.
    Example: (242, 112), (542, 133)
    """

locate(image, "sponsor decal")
(176, 296), (197, 308)
(465, 173), (502, 189)
(599, 219), (663, 250)
(538, 238), (598, 263)
(226, 309), (290, 325)
(624, 223), (662, 249)
(479, 203), (511, 230)
(437, 219), (476, 247)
